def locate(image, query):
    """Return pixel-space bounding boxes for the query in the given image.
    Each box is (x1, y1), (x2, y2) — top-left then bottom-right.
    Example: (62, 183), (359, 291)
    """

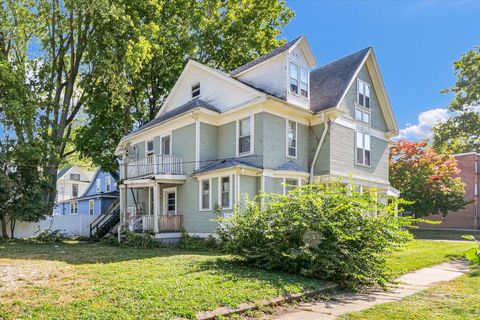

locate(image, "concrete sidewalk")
(270, 260), (470, 320)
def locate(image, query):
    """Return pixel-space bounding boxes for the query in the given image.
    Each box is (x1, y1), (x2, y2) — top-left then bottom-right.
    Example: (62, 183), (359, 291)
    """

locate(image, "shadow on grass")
(0, 239), (224, 265)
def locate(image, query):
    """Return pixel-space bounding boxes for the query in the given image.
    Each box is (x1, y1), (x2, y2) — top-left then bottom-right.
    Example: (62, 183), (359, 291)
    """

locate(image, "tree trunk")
(9, 218), (15, 239)
(0, 216), (8, 239)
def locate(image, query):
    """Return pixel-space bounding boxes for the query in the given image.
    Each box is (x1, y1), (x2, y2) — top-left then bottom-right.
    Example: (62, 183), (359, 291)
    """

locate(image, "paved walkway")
(270, 260), (470, 320)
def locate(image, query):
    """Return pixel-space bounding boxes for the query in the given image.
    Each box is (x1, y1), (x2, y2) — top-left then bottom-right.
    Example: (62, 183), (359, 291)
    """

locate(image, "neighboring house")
(423, 152), (480, 229)
(55, 168), (119, 217)
(55, 165), (93, 203)
(114, 35), (399, 241)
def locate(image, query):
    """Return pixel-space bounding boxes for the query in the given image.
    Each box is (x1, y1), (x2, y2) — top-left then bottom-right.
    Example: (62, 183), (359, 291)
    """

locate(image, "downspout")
(309, 120), (330, 184)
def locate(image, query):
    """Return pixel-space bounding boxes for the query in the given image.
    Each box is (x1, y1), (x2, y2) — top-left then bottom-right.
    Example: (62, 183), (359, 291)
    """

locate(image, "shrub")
(179, 232), (221, 251)
(118, 231), (164, 249)
(463, 235), (480, 266)
(33, 229), (68, 242)
(218, 183), (415, 290)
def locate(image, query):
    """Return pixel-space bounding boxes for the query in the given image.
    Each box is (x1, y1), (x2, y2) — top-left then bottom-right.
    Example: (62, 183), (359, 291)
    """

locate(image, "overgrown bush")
(218, 183), (416, 290)
(34, 229), (68, 242)
(179, 232), (221, 251)
(114, 231), (165, 249)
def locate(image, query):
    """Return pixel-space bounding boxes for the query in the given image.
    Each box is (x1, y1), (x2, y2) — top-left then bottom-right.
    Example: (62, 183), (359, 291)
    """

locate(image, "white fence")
(8, 215), (98, 238)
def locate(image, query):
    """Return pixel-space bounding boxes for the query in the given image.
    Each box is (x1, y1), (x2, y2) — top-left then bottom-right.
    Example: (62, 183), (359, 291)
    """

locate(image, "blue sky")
(282, 0), (480, 140)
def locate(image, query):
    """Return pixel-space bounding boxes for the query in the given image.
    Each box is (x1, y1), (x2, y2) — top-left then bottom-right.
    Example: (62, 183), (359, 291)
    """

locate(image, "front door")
(163, 187), (177, 215)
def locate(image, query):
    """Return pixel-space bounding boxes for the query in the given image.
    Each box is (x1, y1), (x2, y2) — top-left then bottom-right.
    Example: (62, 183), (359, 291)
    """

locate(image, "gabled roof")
(193, 158), (262, 175)
(126, 99), (220, 138)
(310, 47), (370, 113)
(57, 165), (74, 180)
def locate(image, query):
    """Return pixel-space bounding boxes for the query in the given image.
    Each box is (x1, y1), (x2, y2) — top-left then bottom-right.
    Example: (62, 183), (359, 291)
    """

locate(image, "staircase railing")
(89, 199), (120, 238)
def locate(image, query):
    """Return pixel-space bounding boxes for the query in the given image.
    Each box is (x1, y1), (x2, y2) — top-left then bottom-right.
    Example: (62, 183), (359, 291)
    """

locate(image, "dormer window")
(289, 62), (308, 98)
(191, 83), (200, 98)
(357, 79), (370, 108)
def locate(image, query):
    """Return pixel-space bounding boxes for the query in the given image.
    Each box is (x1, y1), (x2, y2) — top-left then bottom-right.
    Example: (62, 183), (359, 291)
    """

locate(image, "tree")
(432, 47), (480, 153)
(390, 140), (467, 218)
(74, 0), (294, 172)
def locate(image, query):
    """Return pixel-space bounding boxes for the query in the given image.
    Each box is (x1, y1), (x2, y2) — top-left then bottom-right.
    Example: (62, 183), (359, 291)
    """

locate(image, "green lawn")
(342, 271), (480, 320)
(410, 228), (480, 241)
(0, 239), (474, 319)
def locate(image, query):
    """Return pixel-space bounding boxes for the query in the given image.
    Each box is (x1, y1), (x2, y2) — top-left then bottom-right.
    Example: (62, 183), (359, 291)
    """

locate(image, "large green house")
(113, 35), (399, 241)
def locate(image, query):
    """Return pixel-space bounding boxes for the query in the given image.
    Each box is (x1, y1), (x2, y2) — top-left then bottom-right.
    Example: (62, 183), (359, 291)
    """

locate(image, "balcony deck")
(120, 154), (183, 180)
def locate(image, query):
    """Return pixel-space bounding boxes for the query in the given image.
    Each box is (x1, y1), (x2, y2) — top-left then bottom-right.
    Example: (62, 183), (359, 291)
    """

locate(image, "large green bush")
(218, 183), (415, 290)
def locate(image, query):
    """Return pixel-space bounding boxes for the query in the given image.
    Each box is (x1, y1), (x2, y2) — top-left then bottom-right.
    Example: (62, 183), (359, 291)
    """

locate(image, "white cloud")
(398, 108), (450, 141)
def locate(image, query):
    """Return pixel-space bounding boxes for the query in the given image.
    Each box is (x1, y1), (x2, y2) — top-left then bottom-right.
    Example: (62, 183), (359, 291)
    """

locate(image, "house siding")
(172, 123), (196, 175)
(309, 123), (330, 175)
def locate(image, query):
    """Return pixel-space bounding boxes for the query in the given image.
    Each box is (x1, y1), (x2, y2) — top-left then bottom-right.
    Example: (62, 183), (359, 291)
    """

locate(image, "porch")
(119, 177), (185, 235)
(120, 154), (183, 180)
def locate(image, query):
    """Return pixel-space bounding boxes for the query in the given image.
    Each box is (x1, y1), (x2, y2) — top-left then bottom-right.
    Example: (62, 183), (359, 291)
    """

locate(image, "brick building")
(423, 152), (479, 229)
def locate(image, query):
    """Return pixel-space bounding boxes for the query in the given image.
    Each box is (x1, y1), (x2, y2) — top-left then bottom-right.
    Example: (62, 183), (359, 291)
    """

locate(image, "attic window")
(191, 83), (200, 98)
(70, 173), (80, 181)
(358, 79), (370, 108)
(289, 62), (308, 98)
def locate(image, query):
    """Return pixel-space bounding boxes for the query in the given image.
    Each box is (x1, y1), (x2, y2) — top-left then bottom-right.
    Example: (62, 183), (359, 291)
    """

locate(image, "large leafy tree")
(432, 47), (480, 153)
(75, 0), (293, 173)
(390, 140), (467, 218)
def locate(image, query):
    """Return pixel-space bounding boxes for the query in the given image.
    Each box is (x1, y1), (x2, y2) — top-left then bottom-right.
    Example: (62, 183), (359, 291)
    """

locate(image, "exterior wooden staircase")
(89, 199), (120, 238)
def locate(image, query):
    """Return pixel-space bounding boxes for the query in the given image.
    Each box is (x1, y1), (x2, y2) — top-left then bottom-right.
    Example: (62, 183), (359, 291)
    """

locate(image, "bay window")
(200, 179), (211, 210)
(219, 176), (231, 209)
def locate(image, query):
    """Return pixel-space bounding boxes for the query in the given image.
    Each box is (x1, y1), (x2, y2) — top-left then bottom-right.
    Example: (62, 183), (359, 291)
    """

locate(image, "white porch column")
(153, 182), (160, 233)
(120, 185), (127, 223)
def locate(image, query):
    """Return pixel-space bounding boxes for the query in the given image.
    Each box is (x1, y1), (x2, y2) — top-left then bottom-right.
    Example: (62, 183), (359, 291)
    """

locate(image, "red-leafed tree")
(390, 140), (467, 217)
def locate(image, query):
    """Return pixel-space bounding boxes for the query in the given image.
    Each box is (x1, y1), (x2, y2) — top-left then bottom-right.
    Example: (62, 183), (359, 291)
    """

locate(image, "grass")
(342, 270), (480, 320)
(411, 228), (480, 241)
(0, 239), (474, 319)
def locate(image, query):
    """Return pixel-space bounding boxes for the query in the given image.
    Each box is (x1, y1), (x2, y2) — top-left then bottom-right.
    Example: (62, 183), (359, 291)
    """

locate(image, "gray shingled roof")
(193, 158), (262, 175)
(57, 165), (73, 180)
(230, 36), (303, 76)
(275, 161), (307, 172)
(310, 47), (370, 113)
(126, 99), (220, 138)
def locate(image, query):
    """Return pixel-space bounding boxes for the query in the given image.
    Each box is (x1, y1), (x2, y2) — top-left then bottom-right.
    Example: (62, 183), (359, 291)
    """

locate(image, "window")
(89, 200), (94, 215)
(96, 178), (101, 192)
(70, 173), (80, 181)
(290, 62), (309, 97)
(237, 116), (252, 156)
(200, 179), (211, 210)
(475, 182), (478, 196)
(191, 83), (200, 98)
(146, 140), (154, 155)
(161, 135), (171, 155)
(287, 120), (297, 158)
(284, 178), (299, 195)
(70, 202), (78, 215)
(163, 188), (177, 215)
(289, 62), (298, 94)
(106, 176), (111, 192)
(356, 132), (371, 166)
(72, 184), (78, 198)
(357, 79), (371, 108)
(219, 176), (231, 209)
(355, 108), (370, 124)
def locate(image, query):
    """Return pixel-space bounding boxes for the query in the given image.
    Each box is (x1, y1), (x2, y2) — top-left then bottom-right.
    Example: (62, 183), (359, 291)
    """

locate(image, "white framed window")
(163, 187), (177, 215)
(146, 140), (154, 155)
(355, 108), (371, 124)
(72, 184), (78, 198)
(70, 173), (80, 181)
(106, 176), (111, 192)
(237, 116), (253, 156)
(70, 201), (78, 215)
(289, 62), (309, 97)
(286, 119), (297, 158)
(357, 79), (371, 108)
(199, 178), (212, 211)
(191, 83), (201, 98)
(89, 200), (94, 215)
(161, 134), (171, 155)
(356, 132), (371, 166)
(96, 178), (101, 192)
(283, 178), (300, 195)
(218, 176), (232, 209)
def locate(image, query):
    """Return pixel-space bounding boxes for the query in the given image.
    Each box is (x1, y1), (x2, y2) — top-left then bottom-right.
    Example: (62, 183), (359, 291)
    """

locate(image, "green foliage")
(218, 183), (415, 290)
(432, 46), (480, 154)
(390, 140), (467, 217)
(119, 230), (164, 249)
(462, 235), (480, 266)
(33, 229), (68, 242)
(179, 232), (222, 252)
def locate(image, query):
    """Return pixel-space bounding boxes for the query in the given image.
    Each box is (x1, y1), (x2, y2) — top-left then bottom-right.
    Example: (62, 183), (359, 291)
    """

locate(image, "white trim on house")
(70, 201), (78, 215)
(89, 199), (95, 215)
(285, 118), (298, 159)
(163, 187), (177, 215)
(282, 177), (301, 195)
(218, 175), (233, 210)
(236, 115), (254, 157)
(198, 178), (212, 211)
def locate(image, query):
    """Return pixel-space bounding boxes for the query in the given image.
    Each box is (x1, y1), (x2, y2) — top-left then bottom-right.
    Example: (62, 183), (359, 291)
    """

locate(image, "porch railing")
(128, 214), (183, 233)
(120, 154), (183, 179)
